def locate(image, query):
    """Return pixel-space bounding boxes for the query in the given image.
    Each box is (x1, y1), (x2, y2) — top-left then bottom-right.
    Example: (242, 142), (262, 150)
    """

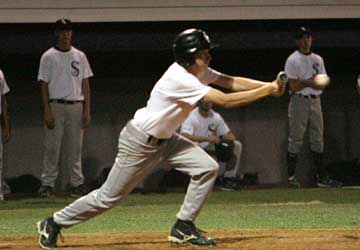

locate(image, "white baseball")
(314, 74), (330, 86)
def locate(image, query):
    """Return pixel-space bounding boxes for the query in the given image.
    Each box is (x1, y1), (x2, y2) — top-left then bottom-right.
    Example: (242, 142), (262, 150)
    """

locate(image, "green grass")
(1, 188), (360, 236)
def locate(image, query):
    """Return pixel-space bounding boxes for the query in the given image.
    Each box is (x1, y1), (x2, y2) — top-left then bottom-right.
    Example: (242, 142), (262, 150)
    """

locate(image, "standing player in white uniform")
(285, 26), (341, 188)
(37, 28), (285, 249)
(181, 99), (242, 191)
(37, 19), (93, 198)
(0, 70), (10, 201)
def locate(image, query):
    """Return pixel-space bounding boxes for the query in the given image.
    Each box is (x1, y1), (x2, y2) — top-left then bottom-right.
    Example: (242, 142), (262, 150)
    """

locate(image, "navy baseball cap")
(294, 26), (312, 39)
(54, 18), (73, 31)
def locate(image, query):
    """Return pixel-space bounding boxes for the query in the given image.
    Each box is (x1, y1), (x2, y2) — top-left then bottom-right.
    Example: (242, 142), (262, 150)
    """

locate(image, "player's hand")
(82, 113), (91, 128)
(207, 135), (221, 144)
(44, 111), (55, 129)
(2, 127), (11, 143)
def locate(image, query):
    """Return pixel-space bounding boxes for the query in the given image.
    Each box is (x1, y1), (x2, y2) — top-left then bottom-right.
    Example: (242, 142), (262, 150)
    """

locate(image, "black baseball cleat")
(37, 217), (63, 249)
(168, 220), (216, 246)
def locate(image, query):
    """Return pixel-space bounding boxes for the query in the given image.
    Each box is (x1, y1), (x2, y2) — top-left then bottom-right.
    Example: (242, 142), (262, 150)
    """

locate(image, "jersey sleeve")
(38, 53), (52, 83)
(215, 113), (230, 136)
(81, 53), (94, 79)
(284, 57), (298, 79)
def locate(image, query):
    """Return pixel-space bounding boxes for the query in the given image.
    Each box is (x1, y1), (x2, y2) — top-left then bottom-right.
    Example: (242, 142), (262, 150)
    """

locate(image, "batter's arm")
(213, 73), (268, 91)
(203, 82), (277, 109)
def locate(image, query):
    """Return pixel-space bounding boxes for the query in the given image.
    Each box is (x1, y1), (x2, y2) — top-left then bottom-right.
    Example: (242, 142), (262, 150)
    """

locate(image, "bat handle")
(276, 71), (288, 85)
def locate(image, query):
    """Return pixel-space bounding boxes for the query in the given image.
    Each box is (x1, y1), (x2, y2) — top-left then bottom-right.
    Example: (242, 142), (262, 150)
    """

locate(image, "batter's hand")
(271, 71), (288, 97)
(44, 111), (55, 129)
(82, 113), (91, 128)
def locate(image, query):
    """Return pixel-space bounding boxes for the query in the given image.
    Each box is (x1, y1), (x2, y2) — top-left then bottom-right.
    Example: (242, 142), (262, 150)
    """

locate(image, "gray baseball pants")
(288, 94), (324, 154)
(41, 102), (84, 188)
(53, 120), (219, 227)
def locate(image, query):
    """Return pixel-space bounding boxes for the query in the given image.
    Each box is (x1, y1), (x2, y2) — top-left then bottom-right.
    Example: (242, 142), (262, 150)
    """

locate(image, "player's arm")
(203, 81), (278, 109)
(82, 78), (91, 127)
(1, 94), (10, 142)
(221, 131), (235, 141)
(213, 73), (269, 91)
(288, 78), (327, 92)
(39, 80), (55, 129)
(181, 132), (220, 144)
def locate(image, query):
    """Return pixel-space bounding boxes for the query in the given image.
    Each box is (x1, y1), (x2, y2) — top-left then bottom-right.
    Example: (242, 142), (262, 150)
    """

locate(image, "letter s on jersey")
(71, 61), (80, 77)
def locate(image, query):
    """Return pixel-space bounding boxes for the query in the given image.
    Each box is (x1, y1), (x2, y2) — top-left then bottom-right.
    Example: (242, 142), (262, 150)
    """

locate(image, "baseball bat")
(276, 71), (288, 86)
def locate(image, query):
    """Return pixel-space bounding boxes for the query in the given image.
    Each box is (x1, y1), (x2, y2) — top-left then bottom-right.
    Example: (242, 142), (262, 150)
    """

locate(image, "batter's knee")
(95, 192), (118, 210)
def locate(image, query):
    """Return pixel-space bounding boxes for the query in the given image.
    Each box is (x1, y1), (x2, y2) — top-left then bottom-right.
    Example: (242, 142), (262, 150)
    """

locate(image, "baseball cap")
(54, 18), (73, 31)
(294, 26), (312, 39)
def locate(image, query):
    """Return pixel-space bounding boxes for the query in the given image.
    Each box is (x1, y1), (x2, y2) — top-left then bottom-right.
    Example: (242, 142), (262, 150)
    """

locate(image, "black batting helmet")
(173, 28), (218, 67)
(54, 18), (73, 32)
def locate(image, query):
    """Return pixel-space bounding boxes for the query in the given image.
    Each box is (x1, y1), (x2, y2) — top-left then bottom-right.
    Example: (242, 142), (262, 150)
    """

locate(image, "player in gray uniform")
(285, 27), (341, 188)
(181, 99), (243, 191)
(37, 19), (93, 198)
(37, 28), (285, 249)
(0, 70), (11, 201)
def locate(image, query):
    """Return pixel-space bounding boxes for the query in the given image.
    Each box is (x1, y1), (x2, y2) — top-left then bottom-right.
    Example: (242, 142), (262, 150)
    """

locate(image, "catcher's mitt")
(215, 140), (234, 162)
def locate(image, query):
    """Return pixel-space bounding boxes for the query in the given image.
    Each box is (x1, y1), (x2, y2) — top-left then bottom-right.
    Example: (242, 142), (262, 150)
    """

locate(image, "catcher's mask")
(173, 28), (218, 67)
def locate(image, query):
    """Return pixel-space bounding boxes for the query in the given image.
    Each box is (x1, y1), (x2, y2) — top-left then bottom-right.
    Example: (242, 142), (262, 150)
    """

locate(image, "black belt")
(296, 94), (319, 99)
(50, 99), (83, 104)
(147, 135), (165, 146)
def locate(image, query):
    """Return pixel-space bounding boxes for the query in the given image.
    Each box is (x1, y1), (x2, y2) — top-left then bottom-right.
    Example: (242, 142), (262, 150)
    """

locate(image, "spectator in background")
(0, 69), (11, 201)
(181, 99), (243, 191)
(37, 18), (93, 198)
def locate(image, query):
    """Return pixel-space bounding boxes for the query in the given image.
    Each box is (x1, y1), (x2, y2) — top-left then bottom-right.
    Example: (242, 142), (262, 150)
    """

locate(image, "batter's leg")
(53, 123), (163, 227)
(166, 133), (219, 222)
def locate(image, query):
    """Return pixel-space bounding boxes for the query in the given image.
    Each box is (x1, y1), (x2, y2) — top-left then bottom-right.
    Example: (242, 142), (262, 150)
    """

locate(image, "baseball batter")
(181, 99), (243, 191)
(0, 70), (10, 201)
(37, 19), (93, 198)
(37, 28), (285, 249)
(285, 26), (341, 188)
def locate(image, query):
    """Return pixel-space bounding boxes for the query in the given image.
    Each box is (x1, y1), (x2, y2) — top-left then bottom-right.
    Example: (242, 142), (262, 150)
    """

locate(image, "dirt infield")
(1, 229), (360, 250)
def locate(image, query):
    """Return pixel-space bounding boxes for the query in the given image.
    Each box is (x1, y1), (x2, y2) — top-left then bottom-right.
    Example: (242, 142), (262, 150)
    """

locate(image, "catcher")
(181, 99), (242, 191)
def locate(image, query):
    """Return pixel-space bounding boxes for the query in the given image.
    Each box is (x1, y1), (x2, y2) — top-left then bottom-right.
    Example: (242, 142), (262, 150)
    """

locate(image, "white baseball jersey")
(285, 50), (326, 96)
(133, 62), (220, 139)
(38, 46), (93, 101)
(357, 74), (360, 86)
(0, 70), (10, 115)
(181, 107), (230, 149)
